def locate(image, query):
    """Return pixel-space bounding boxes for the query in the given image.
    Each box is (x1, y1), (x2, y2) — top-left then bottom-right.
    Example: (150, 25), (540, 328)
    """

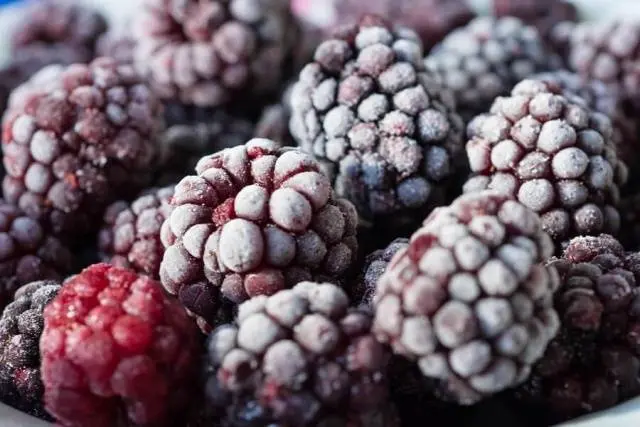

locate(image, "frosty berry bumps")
(373, 191), (560, 404)
(290, 15), (464, 230)
(160, 138), (358, 331)
(2, 58), (163, 244)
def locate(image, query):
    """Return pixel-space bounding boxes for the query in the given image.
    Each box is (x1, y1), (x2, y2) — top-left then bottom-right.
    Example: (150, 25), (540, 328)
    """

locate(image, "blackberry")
(424, 17), (556, 120)
(493, 0), (578, 52)
(354, 238), (409, 307)
(203, 281), (399, 426)
(133, 0), (296, 108)
(2, 58), (164, 245)
(530, 70), (640, 179)
(373, 191), (560, 404)
(12, 0), (107, 63)
(95, 29), (136, 65)
(160, 139), (358, 332)
(464, 79), (627, 246)
(516, 235), (640, 420)
(0, 200), (72, 312)
(569, 21), (640, 106)
(0, 280), (60, 419)
(290, 15), (464, 230)
(40, 263), (199, 427)
(98, 186), (175, 279)
(158, 104), (255, 185)
(334, 0), (473, 51)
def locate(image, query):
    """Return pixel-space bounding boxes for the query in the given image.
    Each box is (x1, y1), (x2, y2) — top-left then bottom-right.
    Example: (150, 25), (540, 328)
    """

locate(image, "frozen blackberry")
(203, 281), (399, 426)
(12, 0), (107, 63)
(2, 58), (163, 244)
(40, 263), (199, 427)
(158, 104), (255, 184)
(290, 16), (464, 229)
(493, 0), (577, 50)
(95, 29), (136, 65)
(133, 0), (296, 107)
(464, 79), (628, 245)
(0, 200), (72, 312)
(516, 235), (640, 420)
(530, 70), (640, 174)
(569, 21), (640, 106)
(334, 0), (473, 51)
(425, 17), (556, 119)
(98, 186), (175, 279)
(373, 190), (561, 404)
(0, 280), (60, 419)
(354, 238), (409, 307)
(160, 139), (358, 331)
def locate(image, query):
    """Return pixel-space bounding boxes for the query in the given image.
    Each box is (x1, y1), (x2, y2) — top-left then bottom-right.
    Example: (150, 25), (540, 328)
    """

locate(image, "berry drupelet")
(517, 234), (640, 421)
(133, 0), (296, 108)
(464, 79), (628, 246)
(290, 15), (464, 230)
(12, 0), (107, 64)
(98, 186), (174, 280)
(373, 191), (561, 405)
(569, 21), (640, 106)
(0, 280), (60, 419)
(0, 200), (72, 312)
(354, 238), (409, 307)
(2, 58), (163, 245)
(425, 17), (556, 120)
(203, 281), (398, 426)
(160, 138), (358, 332)
(40, 263), (199, 427)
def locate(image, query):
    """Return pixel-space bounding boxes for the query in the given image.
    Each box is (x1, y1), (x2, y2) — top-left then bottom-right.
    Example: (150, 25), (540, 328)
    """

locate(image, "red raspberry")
(40, 263), (199, 427)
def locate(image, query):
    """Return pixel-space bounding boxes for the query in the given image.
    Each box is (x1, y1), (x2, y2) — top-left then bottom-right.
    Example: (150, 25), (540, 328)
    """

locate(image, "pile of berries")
(2, 1), (640, 427)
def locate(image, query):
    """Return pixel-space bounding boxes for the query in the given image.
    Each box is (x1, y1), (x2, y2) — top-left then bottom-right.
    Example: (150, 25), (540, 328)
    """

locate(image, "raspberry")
(160, 138), (359, 331)
(0, 200), (72, 312)
(493, 0), (578, 53)
(12, 0), (107, 63)
(203, 281), (399, 426)
(95, 29), (136, 65)
(425, 17), (557, 120)
(2, 58), (164, 244)
(463, 79), (628, 245)
(569, 21), (640, 107)
(0, 280), (60, 420)
(133, 0), (296, 108)
(354, 238), (409, 307)
(516, 235), (640, 420)
(373, 190), (560, 404)
(40, 263), (199, 427)
(157, 104), (255, 185)
(98, 186), (175, 280)
(334, 0), (473, 51)
(290, 16), (464, 230)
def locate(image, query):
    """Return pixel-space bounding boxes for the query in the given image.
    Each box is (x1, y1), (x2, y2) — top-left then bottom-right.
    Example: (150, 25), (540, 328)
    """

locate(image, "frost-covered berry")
(98, 186), (174, 279)
(425, 17), (557, 119)
(290, 15), (464, 230)
(517, 235), (640, 420)
(133, 0), (296, 108)
(373, 191), (560, 404)
(464, 79), (628, 245)
(203, 281), (399, 426)
(2, 58), (163, 244)
(160, 139), (358, 331)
